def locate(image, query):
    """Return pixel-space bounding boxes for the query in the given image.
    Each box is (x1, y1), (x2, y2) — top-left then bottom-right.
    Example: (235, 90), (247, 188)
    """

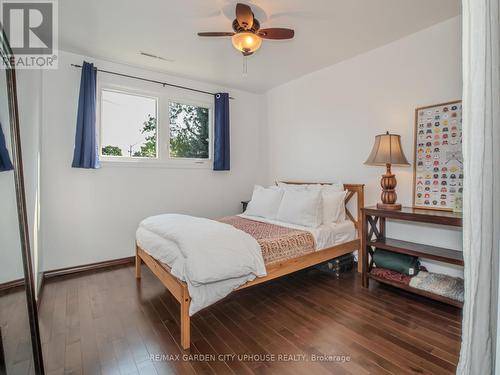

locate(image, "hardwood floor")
(0, 287), (35, 374)
(36, 264), (462, 375)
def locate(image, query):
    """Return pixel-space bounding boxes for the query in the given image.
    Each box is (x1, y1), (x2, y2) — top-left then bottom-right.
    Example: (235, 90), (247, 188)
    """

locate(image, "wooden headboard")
(277, 181), (365, 236)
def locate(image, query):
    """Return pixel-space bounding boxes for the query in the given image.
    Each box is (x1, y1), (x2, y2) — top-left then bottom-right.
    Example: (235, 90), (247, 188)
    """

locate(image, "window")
(99, 85), (213, 167)
(100, 89), (158, 158)
(169, 101), (210, 160)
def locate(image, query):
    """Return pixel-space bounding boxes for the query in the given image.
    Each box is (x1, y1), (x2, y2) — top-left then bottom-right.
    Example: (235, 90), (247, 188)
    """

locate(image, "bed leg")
(358, 239), (364, 274)
(135, 248), (142, 279)
(180, 289), (191, 350)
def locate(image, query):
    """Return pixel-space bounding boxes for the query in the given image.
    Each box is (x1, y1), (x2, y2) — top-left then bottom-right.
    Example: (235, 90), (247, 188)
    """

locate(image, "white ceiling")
(59, 0), (460, 93)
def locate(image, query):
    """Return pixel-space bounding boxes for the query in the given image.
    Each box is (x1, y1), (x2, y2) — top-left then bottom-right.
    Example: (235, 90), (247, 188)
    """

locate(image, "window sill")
(99, 159), (212, 169)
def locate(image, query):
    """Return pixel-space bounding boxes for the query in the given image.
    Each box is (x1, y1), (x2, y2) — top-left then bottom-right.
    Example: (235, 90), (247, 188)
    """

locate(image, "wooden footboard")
(136, 246), (191, 349)
(136, 182), (364, 350)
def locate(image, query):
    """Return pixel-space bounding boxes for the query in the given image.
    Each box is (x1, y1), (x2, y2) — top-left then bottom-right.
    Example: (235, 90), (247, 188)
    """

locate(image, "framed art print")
(412, 100), (463, 211)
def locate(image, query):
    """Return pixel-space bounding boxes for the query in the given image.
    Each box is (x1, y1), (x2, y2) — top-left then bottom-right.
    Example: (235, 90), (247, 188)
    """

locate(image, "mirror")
(0, 31), (44, 374)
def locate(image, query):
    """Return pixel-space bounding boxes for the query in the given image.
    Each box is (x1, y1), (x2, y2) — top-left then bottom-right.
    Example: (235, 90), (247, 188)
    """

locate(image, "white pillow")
(245, 185), (284, 219)
(277, 189), (323, 227)
(322, 188), (348, 223)
(275, 182), (345, 224)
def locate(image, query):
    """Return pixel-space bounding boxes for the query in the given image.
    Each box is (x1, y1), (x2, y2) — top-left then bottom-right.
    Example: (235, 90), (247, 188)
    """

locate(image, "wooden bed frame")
(135, 182), (364, 350)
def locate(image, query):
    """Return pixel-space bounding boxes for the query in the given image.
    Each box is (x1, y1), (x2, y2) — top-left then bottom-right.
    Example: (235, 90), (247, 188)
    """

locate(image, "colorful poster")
(413, 101), (463, 211)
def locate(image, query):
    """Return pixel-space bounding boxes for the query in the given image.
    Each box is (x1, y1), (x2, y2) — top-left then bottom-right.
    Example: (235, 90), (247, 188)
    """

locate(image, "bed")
(135, 182), (364, 349)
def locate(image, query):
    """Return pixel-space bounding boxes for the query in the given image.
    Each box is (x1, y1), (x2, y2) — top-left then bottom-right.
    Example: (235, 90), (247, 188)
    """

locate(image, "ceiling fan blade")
(258, 28), (295, 40)
(236, 3), (254, 30)
(197, 32), (235, 37)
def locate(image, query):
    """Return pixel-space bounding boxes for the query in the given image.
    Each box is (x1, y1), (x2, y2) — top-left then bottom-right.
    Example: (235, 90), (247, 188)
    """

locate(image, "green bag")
(373, 249), (420, 276)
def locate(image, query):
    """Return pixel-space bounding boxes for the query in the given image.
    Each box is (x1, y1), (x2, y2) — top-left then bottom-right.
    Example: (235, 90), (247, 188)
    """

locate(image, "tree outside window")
(169, 102), (209, 159)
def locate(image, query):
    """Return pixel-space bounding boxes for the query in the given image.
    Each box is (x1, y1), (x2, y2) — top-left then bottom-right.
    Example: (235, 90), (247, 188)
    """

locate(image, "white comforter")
(136, 214), (266, 315)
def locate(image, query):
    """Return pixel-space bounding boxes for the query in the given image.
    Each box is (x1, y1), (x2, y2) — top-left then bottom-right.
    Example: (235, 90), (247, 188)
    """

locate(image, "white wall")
(41, 51), (266, 270)
(265, 16), (463, 276)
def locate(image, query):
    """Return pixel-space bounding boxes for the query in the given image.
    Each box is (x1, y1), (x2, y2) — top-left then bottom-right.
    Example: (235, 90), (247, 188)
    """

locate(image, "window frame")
(98, 86), (159, 161)
(97, 81), (214, 169)
(167, 97), (213, 163)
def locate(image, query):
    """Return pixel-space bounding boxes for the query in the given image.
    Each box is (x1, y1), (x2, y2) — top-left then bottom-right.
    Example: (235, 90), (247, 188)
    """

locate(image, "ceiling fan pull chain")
(242, 55), (248, 76)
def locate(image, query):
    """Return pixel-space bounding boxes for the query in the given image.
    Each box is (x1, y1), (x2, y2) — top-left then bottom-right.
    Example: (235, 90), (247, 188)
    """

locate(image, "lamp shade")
(231, 32), (262, 55)
(364, 132), (410, 166)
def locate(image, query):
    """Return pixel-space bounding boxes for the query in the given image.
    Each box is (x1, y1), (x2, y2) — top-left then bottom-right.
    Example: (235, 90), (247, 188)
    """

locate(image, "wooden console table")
(361, 206), (463, 307)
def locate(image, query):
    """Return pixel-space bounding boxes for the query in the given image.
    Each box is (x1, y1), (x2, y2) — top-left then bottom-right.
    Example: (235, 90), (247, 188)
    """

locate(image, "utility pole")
(128, 141), (141, 157)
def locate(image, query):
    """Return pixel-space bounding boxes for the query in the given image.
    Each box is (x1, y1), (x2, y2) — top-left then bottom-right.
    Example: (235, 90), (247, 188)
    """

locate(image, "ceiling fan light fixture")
(231, 32), (262, 55)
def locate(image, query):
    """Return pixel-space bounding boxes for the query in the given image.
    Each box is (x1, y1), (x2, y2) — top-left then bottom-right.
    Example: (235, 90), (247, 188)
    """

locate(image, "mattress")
(136, 215), (356, 269)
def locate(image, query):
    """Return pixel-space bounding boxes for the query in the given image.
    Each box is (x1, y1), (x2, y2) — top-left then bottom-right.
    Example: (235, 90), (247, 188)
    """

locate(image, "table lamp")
(365, 131), (410, 210)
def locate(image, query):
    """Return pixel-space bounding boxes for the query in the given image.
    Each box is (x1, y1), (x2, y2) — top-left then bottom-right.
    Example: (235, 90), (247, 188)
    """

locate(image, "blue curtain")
(214, 93), (230, 170)
(0, 121), (13, 172)
(72, 61), (100, 169)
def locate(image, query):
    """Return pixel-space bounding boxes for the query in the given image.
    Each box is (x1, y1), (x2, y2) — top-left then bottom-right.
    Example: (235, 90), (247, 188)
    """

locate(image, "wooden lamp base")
(377, 163), (402, 210)
(377, 202), (402, 210)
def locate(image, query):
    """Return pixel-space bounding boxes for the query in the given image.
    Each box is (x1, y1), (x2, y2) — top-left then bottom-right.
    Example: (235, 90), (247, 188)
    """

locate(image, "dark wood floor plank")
(283, 286), (451, 374)
(240, 289), (376, 375)
(330, 286), (461, 355)
(307, 291), (453, 372)
(216, 302), (304, 375)
(3, 264), (462, 375)
(286, 273), (460, 366)
(324, 288), (459, 365)
(305, 272), (462, 342)
(234, 300), (351, 375)
(259, 285), (413, 375)
(76, 273), (101, 375)
(191, 312), (255, 375)
(201, 310), (268, 373)
(0, 288), (35, 374)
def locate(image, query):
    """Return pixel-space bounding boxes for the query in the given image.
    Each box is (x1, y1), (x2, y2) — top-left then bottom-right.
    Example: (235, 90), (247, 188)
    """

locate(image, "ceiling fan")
(197, 3), (295, 56)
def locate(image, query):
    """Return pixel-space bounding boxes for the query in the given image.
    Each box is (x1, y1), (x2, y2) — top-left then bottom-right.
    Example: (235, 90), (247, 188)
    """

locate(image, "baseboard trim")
(1, 258), (135, 310)
(44, 256), (135, 280)
(0, 278), (24, 293)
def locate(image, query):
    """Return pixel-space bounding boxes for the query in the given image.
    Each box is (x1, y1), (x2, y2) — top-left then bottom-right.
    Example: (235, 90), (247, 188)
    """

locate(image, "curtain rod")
(70, 64), (234, 100)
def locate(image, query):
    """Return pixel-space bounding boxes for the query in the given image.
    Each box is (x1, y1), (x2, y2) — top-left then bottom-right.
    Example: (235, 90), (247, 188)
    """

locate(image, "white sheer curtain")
(458, 0), (500, 374)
